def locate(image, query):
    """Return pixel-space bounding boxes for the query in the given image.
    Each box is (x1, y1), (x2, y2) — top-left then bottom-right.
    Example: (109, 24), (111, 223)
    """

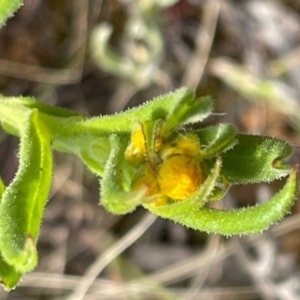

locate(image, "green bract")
(0, 88), (298, 291)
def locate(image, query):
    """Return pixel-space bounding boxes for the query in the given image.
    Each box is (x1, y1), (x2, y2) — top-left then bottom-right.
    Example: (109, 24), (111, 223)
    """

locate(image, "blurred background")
(1, 0), (300, 299)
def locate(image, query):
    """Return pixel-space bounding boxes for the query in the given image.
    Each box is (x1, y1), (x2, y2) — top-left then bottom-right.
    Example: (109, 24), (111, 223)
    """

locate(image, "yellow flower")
(125, 121), (203, 205)
(158, 156), (202, 200)
(125, 124), (146, 163)
(160, 133), (200, 159)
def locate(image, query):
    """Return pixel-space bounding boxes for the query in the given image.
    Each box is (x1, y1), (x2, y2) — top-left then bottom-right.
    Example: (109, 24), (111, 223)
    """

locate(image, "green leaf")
(79, 88), (211, 133)
(0, 177), (4, 198)
(196, 123), (237, 158)
(162, 88), (213, 134)
(100, 134), (144, 214)
(0, 255), (21, 291)
(0, 0), (22, 26)
(0, 109), (52, 273)
(221, 134), (292, 184)
(10, 96), (80, 118)
(0, 96), (82, 136)
(165, 166), (297, 235)
(0, 98), (28, 136)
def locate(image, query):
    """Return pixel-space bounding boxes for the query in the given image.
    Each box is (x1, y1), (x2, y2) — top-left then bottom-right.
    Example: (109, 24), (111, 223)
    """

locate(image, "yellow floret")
(160, 133), (200, 159)
(158, 156), (202, 200)
(125, 125), (146, 163)
(176, 134), (200, 155)
(126, 122), (203, 204)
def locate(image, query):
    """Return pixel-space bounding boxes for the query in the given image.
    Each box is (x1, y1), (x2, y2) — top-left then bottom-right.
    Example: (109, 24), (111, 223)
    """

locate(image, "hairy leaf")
(0, 110), (52, 273)
(196, 123), (237, 158)
(221, 134), (292, 184)
(163, 166), (297, 235)
(80, 88), (212, 133)
(0, 255), (21, 291)
(100, 134), (143, 214)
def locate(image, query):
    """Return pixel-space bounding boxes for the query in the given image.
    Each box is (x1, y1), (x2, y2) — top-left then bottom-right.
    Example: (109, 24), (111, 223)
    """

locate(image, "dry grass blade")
(209, 58), (300, 130)
(269, 46), (300, 77)
(67, 212), (157, 300)
(183, 234), (220, 300)
(181, 0), (220, 89)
